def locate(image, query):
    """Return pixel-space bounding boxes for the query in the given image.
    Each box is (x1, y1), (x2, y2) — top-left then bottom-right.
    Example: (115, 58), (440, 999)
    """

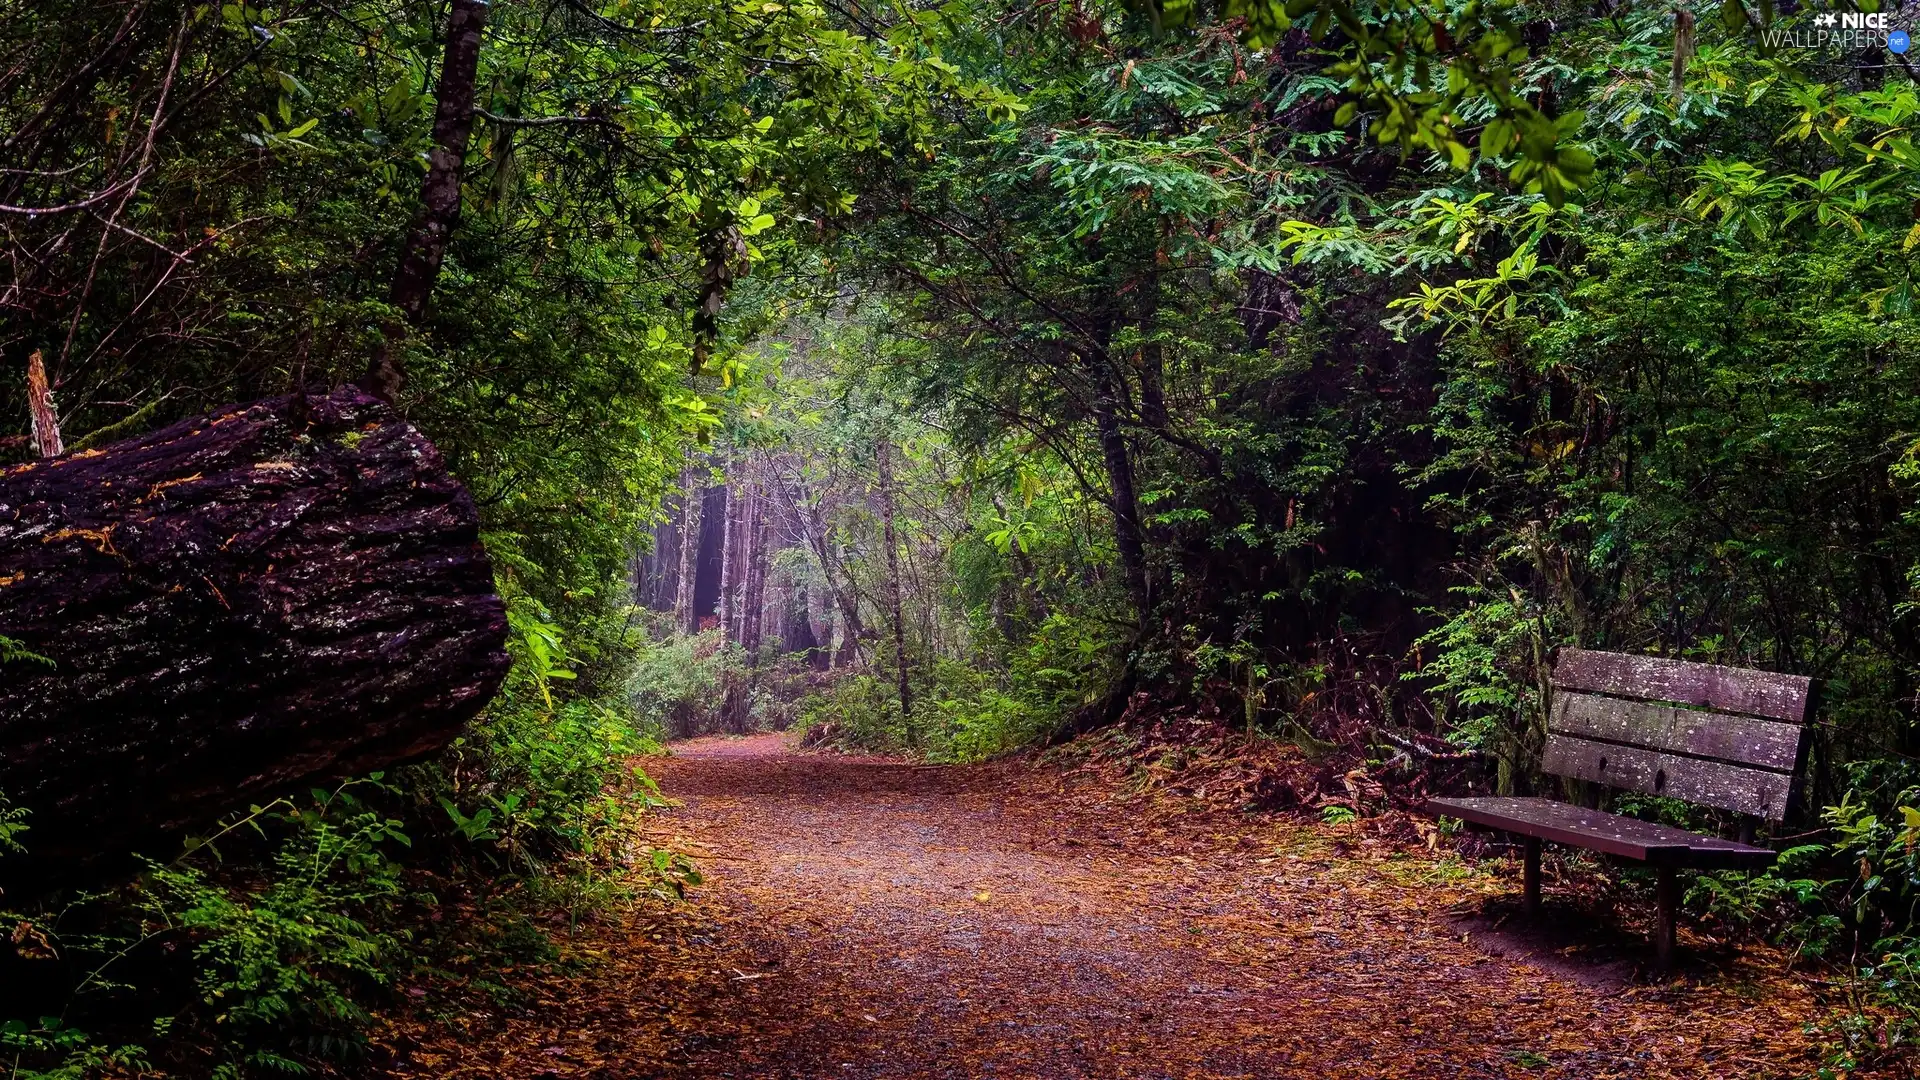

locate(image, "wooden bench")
(1422, 648), (1814, 970)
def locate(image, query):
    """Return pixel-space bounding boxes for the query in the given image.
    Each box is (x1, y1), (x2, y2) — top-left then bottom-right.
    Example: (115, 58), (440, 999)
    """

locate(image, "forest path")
(396, 733), (1827, 1079)
(639, 735), (1821, 1079)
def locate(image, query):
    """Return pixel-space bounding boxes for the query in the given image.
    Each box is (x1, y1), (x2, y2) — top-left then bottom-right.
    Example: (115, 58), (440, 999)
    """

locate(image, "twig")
(476, 106), (608, 128)
(0, 168), (151, 216)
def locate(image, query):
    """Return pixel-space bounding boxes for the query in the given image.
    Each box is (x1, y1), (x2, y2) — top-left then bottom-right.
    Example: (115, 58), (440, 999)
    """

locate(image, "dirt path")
(397, 734), (1834, 1079)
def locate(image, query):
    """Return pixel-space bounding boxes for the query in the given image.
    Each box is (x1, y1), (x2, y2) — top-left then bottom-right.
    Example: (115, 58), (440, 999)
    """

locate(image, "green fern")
(0, 634), (52, 668)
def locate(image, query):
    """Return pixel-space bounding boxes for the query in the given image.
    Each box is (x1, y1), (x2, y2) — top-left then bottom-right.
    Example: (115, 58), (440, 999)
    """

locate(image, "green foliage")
(627, 629), (744, 739)
(1696, 765), (1920, 1067)
(0, 1021), (148, 1080)
(137, 784), (409, 1071)
(800, 612), (1121, 762)
(0, 635), (53, 668)
(448, 605), (665, 868)
(1126, 0), (1595, 203)
(11, 0), (1920, 1063)
(0, 789), (26, 856)
(798, 673), (902, 750)
(1407, 580), (1557, 792)
(0, 784), (411, 1078)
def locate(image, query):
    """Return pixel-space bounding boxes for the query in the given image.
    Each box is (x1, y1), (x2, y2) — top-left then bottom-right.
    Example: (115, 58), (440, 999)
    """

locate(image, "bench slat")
(1554, 649), (1813, 723)
(1541, 734), (1795, 820)
(1550, 692), (1804, 772)
(1424, 796), (1778, 869)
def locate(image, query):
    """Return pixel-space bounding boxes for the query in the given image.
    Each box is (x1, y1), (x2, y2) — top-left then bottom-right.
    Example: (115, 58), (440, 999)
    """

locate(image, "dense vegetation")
(4, 0), (1920, 1074)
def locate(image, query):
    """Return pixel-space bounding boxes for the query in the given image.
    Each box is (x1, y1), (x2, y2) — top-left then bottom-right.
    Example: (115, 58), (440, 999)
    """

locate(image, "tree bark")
(779, 480), (867, 664)
(733, 481), (759, 643)
(25, 349), (62, 458)
(0, 389), (508, 883)
(651, 516), (677, 609)
(1090, 360), (1151, 621)
(673, 455), (702, 634)
(717, 466), (739, 642)
(784, 578), (824, 666)
(877, 437), (913, 721)
(364, 0), (489, 401)
(830, 536), (862, 669)
(742, 490), (770, 654)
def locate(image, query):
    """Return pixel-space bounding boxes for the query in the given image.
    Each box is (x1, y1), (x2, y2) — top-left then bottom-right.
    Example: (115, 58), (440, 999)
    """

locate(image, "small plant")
(0, 633), (52, 668)
(0, 1019), (148, 1080)
(0, 787), (27, 854)
(1321, 805), (1359, 826)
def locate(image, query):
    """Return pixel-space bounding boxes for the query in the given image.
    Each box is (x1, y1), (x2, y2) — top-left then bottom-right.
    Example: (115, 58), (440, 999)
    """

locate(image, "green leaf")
(1480, 118), (1513, 158)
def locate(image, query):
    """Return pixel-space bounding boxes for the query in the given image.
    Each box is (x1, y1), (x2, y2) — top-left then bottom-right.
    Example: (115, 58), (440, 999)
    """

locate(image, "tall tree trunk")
(733, 482), (759, 643)
(776, 480), (868, 663)
(720, 477), (760, 734)
(877, 437), (913, 721)
(742, 494), (771, 653)
(717, 466), (738, 641)
(784, 578), (824, 665)
(653, 517), (678, 610)
(1090, 358), (1151, 622)
(673, 456), (702, 634)
(833, 537), (861, 669)
(364, 0), (488, 401)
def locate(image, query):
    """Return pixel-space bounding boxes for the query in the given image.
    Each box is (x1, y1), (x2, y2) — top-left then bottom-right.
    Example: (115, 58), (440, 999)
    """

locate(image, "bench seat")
(1418, 650), (1813, 971)
(1426, 796), (1779, 870)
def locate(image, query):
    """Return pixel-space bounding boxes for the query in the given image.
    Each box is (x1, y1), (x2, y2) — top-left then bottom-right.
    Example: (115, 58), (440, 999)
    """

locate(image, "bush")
(1679, 763), (1920, 1072)
(135, 782), (411, 1075)
(626, 629), (739, 739)
(795, 612), (1120, 763)
(0, 782), (409, 1079)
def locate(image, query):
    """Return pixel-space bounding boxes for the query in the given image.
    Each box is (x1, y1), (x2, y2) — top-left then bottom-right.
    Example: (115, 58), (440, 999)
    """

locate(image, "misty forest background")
(4, 0), (1920, 1075)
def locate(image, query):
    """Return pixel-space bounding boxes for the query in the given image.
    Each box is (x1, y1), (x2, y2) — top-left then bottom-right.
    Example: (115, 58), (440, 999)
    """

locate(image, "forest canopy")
(4, 0), (1920, 1075)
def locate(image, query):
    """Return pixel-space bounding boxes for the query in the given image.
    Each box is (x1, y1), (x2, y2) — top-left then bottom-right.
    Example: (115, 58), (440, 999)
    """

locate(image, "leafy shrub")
(626, 629), (739, 739)
(136, 782), (411, 1074)
(1004, 612), (1124, 721)
(1406, 580), (1557, 794)
(0, 634), (52, 668)
(919, 684), (1042, 762)
(0, 788), (26, 855)
(1684, 764), (1920, 1070)
(797, 672), (901, 750)
(0, 782), (410, 1079)
(797, 621), (1106, 762)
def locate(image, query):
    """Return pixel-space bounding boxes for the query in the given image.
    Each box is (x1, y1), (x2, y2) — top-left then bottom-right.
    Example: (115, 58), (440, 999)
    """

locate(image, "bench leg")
(1522, 837), (1542, 915)
(1654, 866), (1677, 974)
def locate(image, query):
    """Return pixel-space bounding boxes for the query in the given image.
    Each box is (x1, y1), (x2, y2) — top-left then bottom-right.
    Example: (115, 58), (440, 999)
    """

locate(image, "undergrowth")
(797, 612), (1119, 762)
(0, 589), (697, 1079)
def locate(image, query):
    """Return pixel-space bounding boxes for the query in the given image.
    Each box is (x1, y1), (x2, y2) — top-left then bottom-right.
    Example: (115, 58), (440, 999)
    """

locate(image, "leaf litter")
(380, 732), (1878, 1079)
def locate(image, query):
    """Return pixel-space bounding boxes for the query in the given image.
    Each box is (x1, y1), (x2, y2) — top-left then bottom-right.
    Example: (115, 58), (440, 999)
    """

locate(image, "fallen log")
(0, 389), (509, 882)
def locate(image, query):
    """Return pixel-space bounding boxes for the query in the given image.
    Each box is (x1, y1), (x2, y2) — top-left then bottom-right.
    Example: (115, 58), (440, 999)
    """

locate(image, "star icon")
(1815, 11), (1837, 25)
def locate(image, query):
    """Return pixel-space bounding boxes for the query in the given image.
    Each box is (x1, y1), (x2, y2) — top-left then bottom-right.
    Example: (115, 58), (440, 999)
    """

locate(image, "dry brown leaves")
(380, 733), (1892, 1079)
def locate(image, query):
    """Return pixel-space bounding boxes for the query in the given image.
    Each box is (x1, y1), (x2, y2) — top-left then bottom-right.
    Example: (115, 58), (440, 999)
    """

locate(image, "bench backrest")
(1542, 649), (1814, 822)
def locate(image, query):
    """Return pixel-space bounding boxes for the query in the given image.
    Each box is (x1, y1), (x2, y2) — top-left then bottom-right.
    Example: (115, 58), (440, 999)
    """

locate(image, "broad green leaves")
(1123, 0), (1597, 204)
